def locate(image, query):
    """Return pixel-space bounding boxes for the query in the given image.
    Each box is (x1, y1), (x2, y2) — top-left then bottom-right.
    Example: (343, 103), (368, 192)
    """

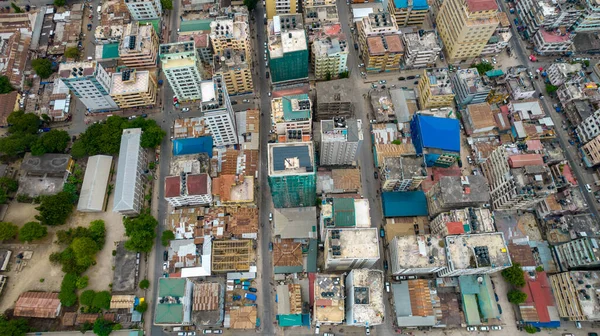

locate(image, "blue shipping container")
(245, 293), (257, 301)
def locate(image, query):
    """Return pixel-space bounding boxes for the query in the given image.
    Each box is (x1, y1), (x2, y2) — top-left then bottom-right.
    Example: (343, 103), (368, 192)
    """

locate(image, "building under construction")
(211, 240), (254, 273)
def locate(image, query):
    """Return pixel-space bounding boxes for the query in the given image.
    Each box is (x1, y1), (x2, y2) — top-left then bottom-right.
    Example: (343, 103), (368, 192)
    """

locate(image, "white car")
(491, 326), (502, 331)
(268, 92), (272, 97)
(467, 326), (477, 332)
(314, 325), (320, 335)
(242, 99), (250, 103)
(586, 184), (593, 193)
(385, 282), (390, 293)
(181, 107), (190, 112)
(269, 212), (273, 221)
(163, 262), (168, 270)
(479, 326), (490, 332)
(265, 61), (268, 67)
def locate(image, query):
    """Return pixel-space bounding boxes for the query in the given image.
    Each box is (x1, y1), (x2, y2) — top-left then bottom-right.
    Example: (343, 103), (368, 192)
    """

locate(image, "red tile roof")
(446, 222), (465, 235)
(526, 140), (543, 151)
(508, 154), (544, 168)
(466, 0), (497, 12)
(521, 272), (556, 323)
(14, 292), (61, 318)
(165, 176), (181, 198)
(187, 173), (209, 195)
(562, 163), (577, 186)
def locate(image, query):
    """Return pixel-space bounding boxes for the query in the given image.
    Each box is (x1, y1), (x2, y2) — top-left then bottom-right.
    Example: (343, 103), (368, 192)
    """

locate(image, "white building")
(516, 0), (582, 37)
(451, 68), (491, 107)
(345, 269), (385, 327)
(159, 42), (203, 102)
(380, 156), (426, 192)
(324, 228), (380, 271)
(430, 207), (495, 236)
(577, 109), (600, 144)
(113, 128), (146, 217)
(547, 62), (584, 86)
(533, 29), (574, 56)
(401, 31), (441, 69)
(124, 0), (162, 20)
(199, 75), (238, 146)
(312, 29), (349, 80)
(58, 61), (118, 112)
(164, 174), (212, 207)
(437, 233), (512, 277)
(389, 235), (447, 275)
(575, 0), (600, 31)
(77, 155), (113, 212)
(319, 118), (362, 166)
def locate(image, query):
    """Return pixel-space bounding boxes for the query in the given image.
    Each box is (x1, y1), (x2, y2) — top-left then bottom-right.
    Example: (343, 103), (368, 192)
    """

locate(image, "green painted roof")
(274, 265), (303, 274)
(158, 278), (186, 297)
(333, 198), (355, 227)
(306, 239), (317, 273)
(282, 94), (311, 121)
(277, 314), (303, 327)
(155, 303), (183, 324)
(139, 19), (160, 34)
(180, 19), (213, 33)
(462, 294), (481, 326)
(101, 43), (119, 59)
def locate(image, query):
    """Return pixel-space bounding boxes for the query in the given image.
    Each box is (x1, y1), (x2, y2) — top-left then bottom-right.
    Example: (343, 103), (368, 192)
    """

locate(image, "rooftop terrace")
(314, 273), (345, 323)
(392, 235), (447, 270)
(326, 228), (379, 260)
(445, 233), (511, 271)
(348, 269), (385, 325)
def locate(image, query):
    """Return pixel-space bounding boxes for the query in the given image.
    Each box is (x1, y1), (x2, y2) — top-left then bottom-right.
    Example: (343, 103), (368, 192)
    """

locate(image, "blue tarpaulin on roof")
(382, 191), (428, 217)
(410, 114), (460, 154)
(172, 137), (213, 157)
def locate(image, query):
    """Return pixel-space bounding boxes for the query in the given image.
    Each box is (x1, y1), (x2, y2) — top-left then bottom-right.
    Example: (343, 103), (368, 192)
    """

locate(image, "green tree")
(0, 76), (14, 94)
(584, 60), (591, 67)
(473, 62), (493, 75)
(58, 273), (79, 307)
(53, 0), (66, 7)
(139, 279), (150, 289)
(71, 237), (99, 268)
(89, 220), (106, 248)
(18, 221), (47, 242)
(80, 290), (96, 307)
(135, 301), (148, 313)
(391, 139), (402, 145)
(243, 0), (258, 10)
(0, 177), (18, 193)
(138, 120), (166, 148)
(501, 263), (526, 288)
(76, 275), (89, 289)
(161, 230), (175, 247)
(546, 84), (559, 94)
(0, 133), (38, 156)
(31, 58), (54, 79)
(10, 3), (22, 13)
(339, 71), (349, 79)
(524, 325), (538, 334)
(0, 222), (18, 241)
(64, 47), (80, 60)
(31, 129), (70, 155)
(325, 72), (332, 81)
(7, 110), (41, 135)
(160, 0), (173, 10)
(535, 265), (544, 272)
(92, 318), (113, 336)
(508, 289), (528, 304)
(124, 212), (158, 252)
(35, 191), (74, 226)
(92, 291), (111, 310)
(0, 315), (30, 336)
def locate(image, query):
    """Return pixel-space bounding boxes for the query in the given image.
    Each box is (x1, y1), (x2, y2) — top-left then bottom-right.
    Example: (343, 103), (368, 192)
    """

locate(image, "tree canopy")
(80, 290), (96, 307)
(58, 273), (78, 307)
(0, 76), (14, 94)
(473, 62), (494, 75)
(546, 84), (558, 94)
(160, 0), (173, 10)
(0, 222), (18, 241)
(53, 0), (66, 7)
(507, 289), (528, 304)
(92, 318), (114, 336)
(31, 129), (70, 156)
(18, 221), (47, 242)
(7, 110), (41, 135)
(243, 0), (258, 10)
(50, 220), (105, 274)
(124, 212), (158, 252)
(161, 230), (175, 247)
(31, 58), (54, 79)
(35, 191), (74, 226)
(139, 279), (150, 289)
(501, 263), (526, 288)
(92, 291), (112, 310)
(0, 315), (29, 336)
(0, 177), (18, 204)
(0, 111), (42, 156)
(64, 47), (80, 60)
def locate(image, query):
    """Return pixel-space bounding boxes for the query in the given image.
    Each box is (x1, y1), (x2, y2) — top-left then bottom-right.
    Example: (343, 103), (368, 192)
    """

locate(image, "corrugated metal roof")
(382, 191), (428, 217)
(78, 155), (113, 212)
(333, 198), (356, 227)
(14, 292), (61, 318)
(113, 129), (142, 213)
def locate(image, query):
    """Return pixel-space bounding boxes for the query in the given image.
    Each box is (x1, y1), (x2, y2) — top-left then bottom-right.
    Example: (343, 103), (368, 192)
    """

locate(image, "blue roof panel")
(413, 0), (429, 10)
(393, 0), (408, 8)
(414, 115), (460, 152)
(172, 137), (213, 157)
(272, 145), (312, 171)
(382, 191), (428, 217)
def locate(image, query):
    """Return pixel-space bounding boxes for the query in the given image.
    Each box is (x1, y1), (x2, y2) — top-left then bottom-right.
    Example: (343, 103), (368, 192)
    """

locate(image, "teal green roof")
(333, 198), (355, 227)
(155, 304), (183, 324)
(459, 275), (500, 324)
(180, 19), (213, 33)
(282, 94), (311, 121)
(274, 265), (303, 274)
(158, 278), (186, 297)
(277, 314), (303, 327)
(485, 69), (504, 77)
(101, 43), (119, 59)
(306, 239), (318, 273)
(139, 19), (160, 34)
(462, 294), (481, 326)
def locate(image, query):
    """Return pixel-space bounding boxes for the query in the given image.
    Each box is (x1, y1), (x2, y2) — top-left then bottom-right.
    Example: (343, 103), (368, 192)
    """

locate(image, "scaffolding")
(212, 240), (253, 272)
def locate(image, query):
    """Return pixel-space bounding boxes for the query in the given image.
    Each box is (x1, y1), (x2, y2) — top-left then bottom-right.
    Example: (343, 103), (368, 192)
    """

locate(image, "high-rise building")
(583, 134), (600, 167)
(119, 22), (159, 69)
(266, 0), (298, 19)
(576, 109), (600, 144)
(357, 13), (403, 73)
(268, 142), (316, 208)
(555, 237), (600, 270)
(213, 49), (254, 95)
(389, 235), (448, 275)
(323, 228), (380, 271)
(426, 175), (491, 217)
(124, 0), (162, 20)
(547, 63), (584, 87)
(267, 15), (309, 84)
(319, 118), (363, 166)
(388, 0), (430, 27)
(480, 12), (512, 56)
(417, 68), (455, 109)
(437, 0), (499, 61)
(271, 94), (312, 142)
(344, 269), (385, 327)
(532, 28), (574, 56)
(429, 207), (495, 236)
(311, 24), (348, 80)
(576, 0), (600, 31)
(549, 271), (600, 321)
(165, 173), (212, 207)
(159, 42), (203, 102)
(401, 31), (441, 69)
(516, 0), (582, 37)
(113, 128), (146, 217)
(380, 156), (426, 191)
(199, 75), (238, 146)
(110, 69), (158, 109)
(451, 68), (491, 107)
(59, 61), (119, 112)
(437, 233), (511, 277)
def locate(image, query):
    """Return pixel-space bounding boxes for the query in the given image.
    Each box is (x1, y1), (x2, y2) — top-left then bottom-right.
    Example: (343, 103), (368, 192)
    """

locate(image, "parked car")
(163, 262), (168, 270)
(491, 326), (502, 331)
(242, 99), (250, 103)
(407, 76), (416, 80)
(231, 101), (238, 105)
(398, 77), (406, 80)
(268, 92), (271, 97)
(374, 171), (379, 179)
(87, 23), (92, 31)
(202, 330), (213, 334)
(383, 260), (388, 270)
(269, 212), (273, 221)
(141, 114), (148, 118)
(248, 287), (258, 293)
(379, 80), (387, 84)
(497, 303), (502, 314)
(212, 331), (223, 334)
(269, 242), (273, 251)
(315, 325), (320, 335)
(467, 326), (477, 331)
(371, 83), (378, 89)
(586, 184), (593, 193)
(182, 107), (190, 112)
(479, 326), (490, 331)
(163, 251), (168, 261)
(385, 282), (390, 293)
(266, 72), (270, 79)
(379, 228), (385, 238)
(365, 326), (370, 335)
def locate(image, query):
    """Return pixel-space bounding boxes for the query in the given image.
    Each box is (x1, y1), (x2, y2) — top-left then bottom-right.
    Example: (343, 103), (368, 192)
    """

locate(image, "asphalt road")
(496, 0), (600, 219)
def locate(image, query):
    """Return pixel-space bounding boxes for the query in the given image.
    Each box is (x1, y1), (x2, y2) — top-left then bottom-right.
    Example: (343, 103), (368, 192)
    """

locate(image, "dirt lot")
(0, 192), (124, 313)
(517, 212), (543, 242)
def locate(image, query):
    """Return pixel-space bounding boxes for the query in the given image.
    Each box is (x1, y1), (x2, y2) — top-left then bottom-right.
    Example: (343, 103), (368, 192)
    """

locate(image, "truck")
(244, 293), (257, 301)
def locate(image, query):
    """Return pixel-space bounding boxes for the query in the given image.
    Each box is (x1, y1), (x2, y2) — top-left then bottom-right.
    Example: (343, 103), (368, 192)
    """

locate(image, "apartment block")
(437, 0), (499, 61)
(119, 22), (159, 68)
(555, 237), (600, 270)
(451, 68), (491, 107)
(426, 175), (491, 217)
(213, 49), (254, 95)
(417, 68), (455, 109)
(266, 0), (298, 19)
(110, 69), (157, 109)
(389, 235), (448, 275)
(380, 156), (426, 191)
(311, 24), (348, 80)
(505, 70), (536, 100)
(345, 269), (385, 327)
(575, 0), (600, 31)
(313, 273), (345, 325)
(583, 135), (600, 167)
(199, 75), (238, 146)
(272, 94), (312, 142)
(268, 142), (316, 208)
(516, 0), (582, 38)
(576, 110), (600, 144)
(481, 12), (512, 55)
(268, 15), (309, 83)
(388, 0), (430, 27)
(401, 31), (441, 69)
(113, 128), (146, 217)
(159, 42), (203, 102)
(533, 29), (574, 56)
(547, 63), (584, 87)
(210, 9), (251, 61)
(438, 233), (511, 277)
(165, 173), (212, 208)
(59, 61), (118, 112)
(320, 118), (363, 166)
(357, 13), (403, 73)
(549, 271), (600, 321)
(324, 228), (380, 271)
(124, 0), (162, 20)
(430, 207), (495, 236)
